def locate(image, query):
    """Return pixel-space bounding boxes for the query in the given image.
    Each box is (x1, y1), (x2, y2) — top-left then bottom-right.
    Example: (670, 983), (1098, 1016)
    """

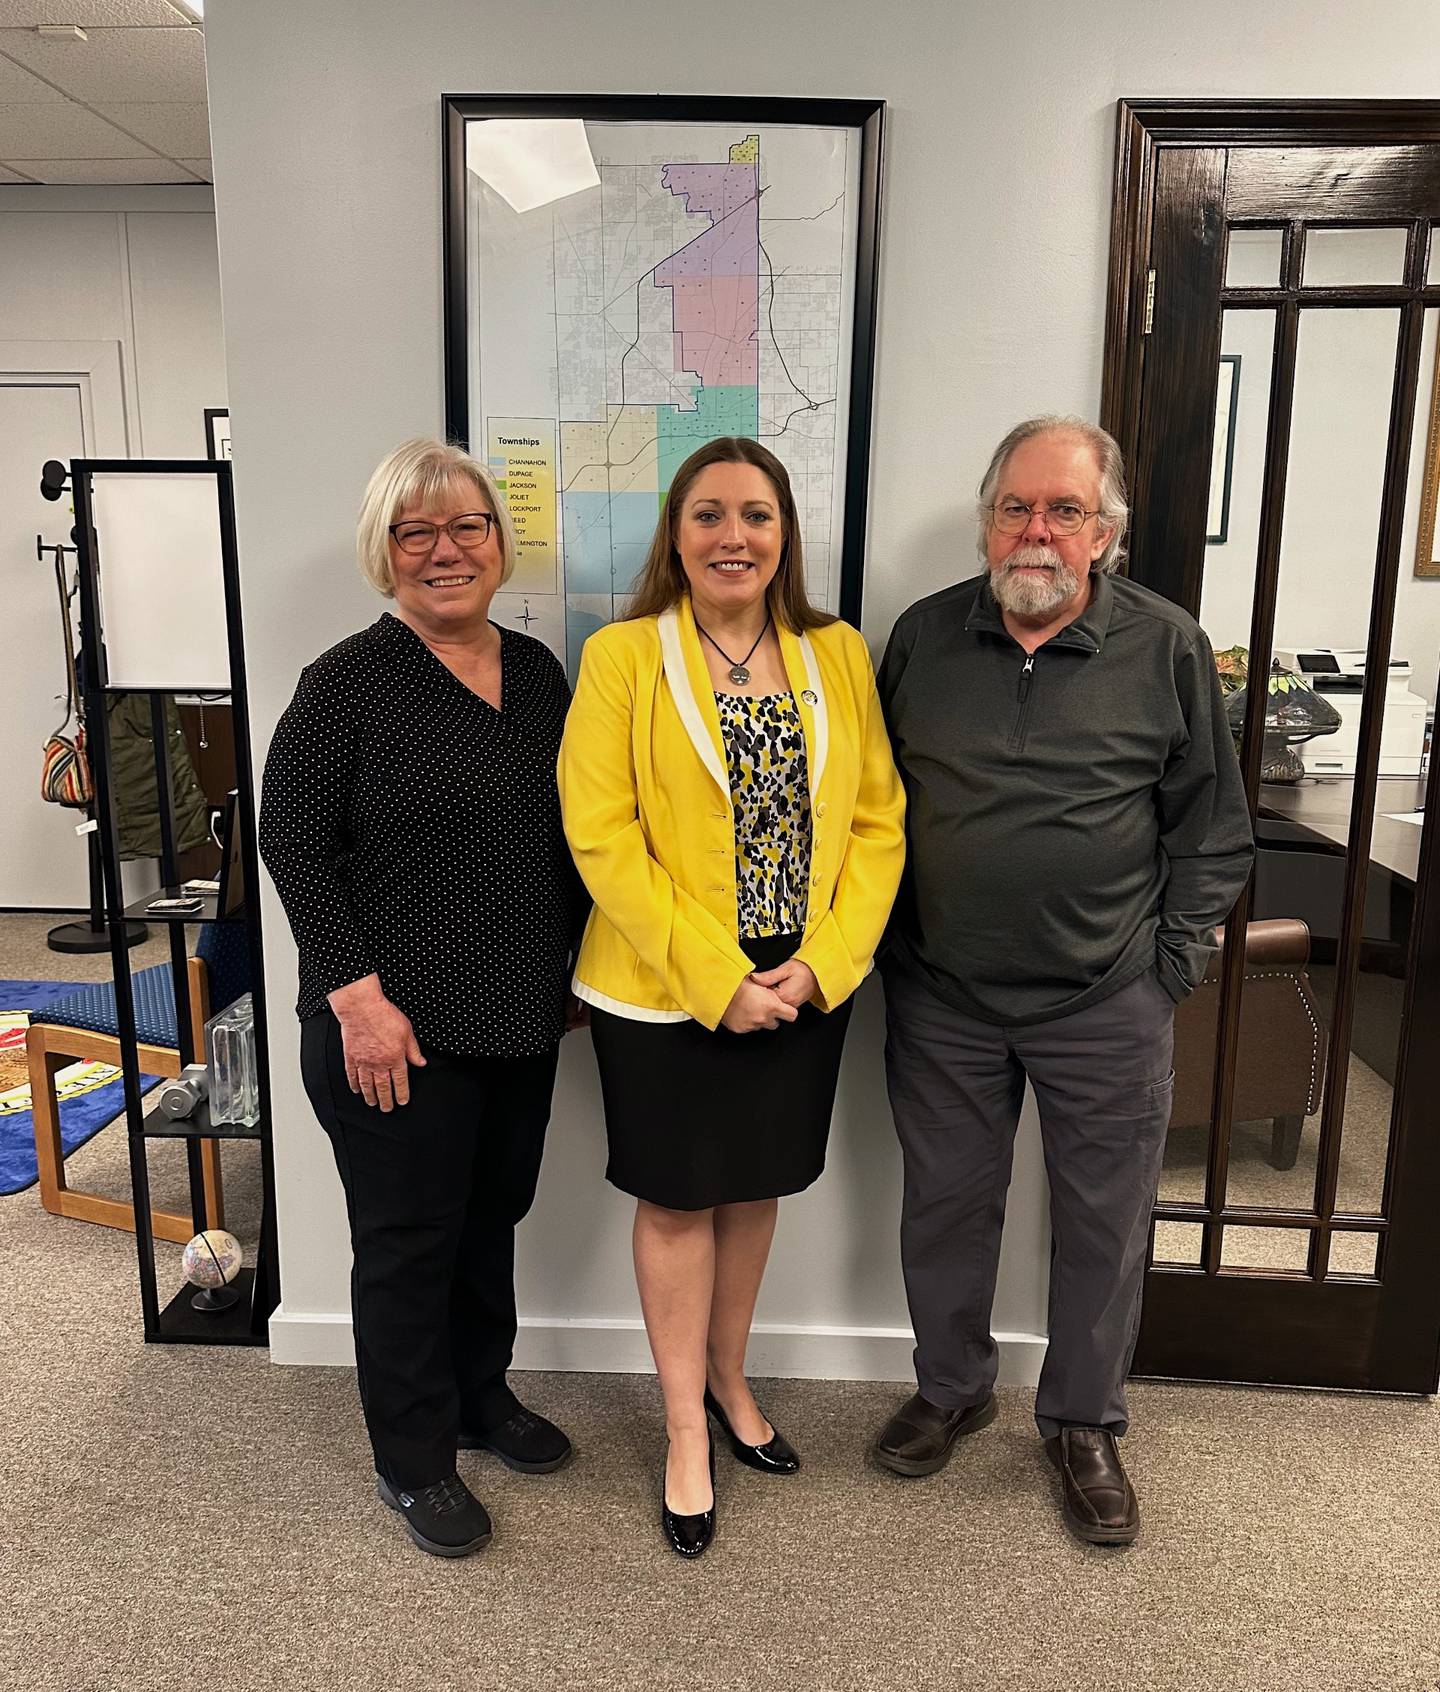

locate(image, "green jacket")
(105, 694), (212, 862)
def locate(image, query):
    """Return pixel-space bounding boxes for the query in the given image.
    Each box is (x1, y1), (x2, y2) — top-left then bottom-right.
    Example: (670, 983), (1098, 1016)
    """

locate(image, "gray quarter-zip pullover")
(877, 570), (1254, 1025)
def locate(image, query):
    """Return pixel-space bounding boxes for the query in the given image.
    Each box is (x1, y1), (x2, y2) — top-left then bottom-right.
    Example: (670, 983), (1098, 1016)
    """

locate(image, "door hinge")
(1143, 268), (1157, 335)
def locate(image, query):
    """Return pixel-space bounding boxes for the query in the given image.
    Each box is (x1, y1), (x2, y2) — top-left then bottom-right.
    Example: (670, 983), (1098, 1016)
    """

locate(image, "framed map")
(442, 94), (884, 676)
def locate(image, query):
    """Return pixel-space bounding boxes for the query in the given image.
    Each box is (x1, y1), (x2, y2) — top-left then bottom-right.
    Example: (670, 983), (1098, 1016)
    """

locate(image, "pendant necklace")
(695, 610), (772, 687)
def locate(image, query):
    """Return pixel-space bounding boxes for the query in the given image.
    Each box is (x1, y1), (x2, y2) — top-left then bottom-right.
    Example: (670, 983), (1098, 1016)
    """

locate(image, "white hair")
(355, 437), (516, 596)
(975, 415), (1130, 574)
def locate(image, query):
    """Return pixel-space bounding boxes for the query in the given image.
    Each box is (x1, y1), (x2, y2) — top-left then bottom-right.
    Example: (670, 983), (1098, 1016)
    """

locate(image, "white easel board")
(91, 470), (231, 690)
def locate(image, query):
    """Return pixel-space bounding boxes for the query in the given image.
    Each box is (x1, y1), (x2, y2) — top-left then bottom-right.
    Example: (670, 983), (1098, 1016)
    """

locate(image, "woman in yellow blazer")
(558, 436), (905, 1558)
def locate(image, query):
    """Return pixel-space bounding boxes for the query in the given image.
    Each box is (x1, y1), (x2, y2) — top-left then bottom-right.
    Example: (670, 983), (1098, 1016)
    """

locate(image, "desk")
(1257, 776), (1423, 885)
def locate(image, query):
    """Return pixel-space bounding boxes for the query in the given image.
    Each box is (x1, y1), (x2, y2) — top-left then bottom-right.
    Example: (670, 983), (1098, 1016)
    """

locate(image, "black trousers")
(300, 1010), (559, 1489)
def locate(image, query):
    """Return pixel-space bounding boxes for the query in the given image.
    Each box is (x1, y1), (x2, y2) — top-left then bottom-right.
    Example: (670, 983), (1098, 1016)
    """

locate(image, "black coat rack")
(36, 530), (147, 955)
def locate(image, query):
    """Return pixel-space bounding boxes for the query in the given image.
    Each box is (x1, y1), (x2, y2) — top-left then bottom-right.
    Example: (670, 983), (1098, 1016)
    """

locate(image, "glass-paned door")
(1105, 107), (1440, 1392)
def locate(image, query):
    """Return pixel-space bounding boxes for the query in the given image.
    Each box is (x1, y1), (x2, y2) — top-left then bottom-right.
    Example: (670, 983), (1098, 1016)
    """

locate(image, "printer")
(1273, 647), (1428, 777)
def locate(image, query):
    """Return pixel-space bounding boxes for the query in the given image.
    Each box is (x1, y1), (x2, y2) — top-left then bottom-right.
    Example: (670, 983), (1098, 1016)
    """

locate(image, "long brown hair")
(623, 436), (835, 630)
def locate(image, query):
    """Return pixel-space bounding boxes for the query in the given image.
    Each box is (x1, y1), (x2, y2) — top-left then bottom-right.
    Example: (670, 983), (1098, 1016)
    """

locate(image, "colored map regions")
(555, 139), (763, 620)
(478, 124), (850, 685)
(559, 386), (760, 601)
(657, 384), (757, 500)
(562, 491), (657, 596)
(560, 406), (661, 601)
(561, 406), (659, 499)
(655, 161), (759, 390)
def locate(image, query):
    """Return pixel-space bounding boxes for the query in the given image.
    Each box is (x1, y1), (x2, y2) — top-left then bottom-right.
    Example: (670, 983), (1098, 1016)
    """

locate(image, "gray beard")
(990, 544), (1085, 619)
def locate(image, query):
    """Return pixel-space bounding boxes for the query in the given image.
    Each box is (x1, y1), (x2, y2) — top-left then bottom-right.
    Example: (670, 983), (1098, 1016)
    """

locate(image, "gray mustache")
(999, 545), (1065, 572)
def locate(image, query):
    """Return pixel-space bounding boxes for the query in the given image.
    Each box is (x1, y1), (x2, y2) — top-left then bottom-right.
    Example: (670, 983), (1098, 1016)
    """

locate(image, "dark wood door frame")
(1103, 101), (1440, 501)
(1101, 99), (1440, 1395)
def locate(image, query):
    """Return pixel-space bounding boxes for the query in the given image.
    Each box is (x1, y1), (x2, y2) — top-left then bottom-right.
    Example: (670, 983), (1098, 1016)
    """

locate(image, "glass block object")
(205, 992), (259, 1126)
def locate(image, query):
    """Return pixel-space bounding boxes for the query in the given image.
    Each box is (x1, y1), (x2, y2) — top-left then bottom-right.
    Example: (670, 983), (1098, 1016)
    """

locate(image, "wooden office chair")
(25, 924), (248, 1244)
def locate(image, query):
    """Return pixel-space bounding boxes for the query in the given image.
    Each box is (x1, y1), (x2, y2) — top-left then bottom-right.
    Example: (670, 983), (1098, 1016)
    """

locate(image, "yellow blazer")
(558, 597), (906, 1028)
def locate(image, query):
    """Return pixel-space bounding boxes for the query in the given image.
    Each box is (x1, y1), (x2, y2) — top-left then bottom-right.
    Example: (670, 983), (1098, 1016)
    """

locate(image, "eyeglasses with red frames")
(388, 512), (495, 554)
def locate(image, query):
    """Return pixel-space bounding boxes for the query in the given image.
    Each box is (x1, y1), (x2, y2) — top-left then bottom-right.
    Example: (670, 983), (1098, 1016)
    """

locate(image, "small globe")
(181, 1229), (243, 1289)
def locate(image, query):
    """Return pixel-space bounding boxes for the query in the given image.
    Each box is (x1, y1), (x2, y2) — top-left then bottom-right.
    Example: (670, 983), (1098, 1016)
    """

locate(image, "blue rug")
(0, 980), (160, 1198)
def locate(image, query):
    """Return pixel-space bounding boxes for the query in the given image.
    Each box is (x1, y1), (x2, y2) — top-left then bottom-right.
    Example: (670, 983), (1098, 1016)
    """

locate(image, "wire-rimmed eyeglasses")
(986, 499), (1100, 538)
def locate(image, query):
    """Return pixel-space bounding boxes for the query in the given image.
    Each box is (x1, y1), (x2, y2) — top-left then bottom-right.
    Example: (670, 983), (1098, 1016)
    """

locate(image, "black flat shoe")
(661, 1435), (716, 1559)
(376, 1473), (493, 1558)
(459, 1405), (572, 1474)
(704, 1387), (800, 1475)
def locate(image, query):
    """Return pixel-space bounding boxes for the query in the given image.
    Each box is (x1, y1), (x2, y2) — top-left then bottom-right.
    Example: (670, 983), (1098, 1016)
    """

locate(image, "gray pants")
(882, 965), (1175, 1439)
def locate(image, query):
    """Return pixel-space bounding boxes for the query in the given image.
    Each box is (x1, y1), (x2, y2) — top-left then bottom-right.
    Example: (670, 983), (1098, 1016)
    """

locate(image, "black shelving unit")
(122, 889), (223, 925)
(72, 458), (278, 1345)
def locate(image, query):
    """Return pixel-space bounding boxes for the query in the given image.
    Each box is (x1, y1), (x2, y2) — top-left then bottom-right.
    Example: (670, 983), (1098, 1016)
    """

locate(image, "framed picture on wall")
(204, 408), (232, 461)
(442, 93), (884, 675)
(1206, 354), (1240, 545)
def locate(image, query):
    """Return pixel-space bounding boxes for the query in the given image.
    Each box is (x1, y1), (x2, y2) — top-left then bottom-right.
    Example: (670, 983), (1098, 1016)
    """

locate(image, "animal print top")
(714, 691), (812, 939)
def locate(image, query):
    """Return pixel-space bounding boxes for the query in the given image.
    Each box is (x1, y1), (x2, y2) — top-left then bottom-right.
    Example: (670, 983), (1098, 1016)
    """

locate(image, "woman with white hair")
(260, 437), (585, 1560)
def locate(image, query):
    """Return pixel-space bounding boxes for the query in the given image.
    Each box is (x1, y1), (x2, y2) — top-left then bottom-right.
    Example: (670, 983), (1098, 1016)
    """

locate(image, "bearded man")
(871, 416), (1253, 1545)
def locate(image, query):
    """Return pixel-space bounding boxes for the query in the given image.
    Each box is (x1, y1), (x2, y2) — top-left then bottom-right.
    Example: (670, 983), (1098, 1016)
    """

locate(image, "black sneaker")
(458, 1406), (572, 1474)
(376, 1473), (493, 1557)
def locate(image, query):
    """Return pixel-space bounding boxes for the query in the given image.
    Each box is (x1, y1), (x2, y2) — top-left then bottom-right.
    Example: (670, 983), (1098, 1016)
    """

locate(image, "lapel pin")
(801, 689), (818, 705)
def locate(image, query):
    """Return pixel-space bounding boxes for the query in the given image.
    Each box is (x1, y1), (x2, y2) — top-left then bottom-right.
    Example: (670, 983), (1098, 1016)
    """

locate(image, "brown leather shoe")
(873, 1390), (996, 1476)
(1044, 1427), (1140, 1545)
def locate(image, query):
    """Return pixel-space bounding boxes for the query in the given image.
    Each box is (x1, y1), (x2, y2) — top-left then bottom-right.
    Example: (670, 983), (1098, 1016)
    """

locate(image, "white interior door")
(0, 380), (90, 908)
(1, 340), (126, 913)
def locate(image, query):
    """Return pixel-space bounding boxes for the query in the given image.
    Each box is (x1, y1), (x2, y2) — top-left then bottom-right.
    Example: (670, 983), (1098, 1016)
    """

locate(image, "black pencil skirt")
(589, 934), (854, 1211)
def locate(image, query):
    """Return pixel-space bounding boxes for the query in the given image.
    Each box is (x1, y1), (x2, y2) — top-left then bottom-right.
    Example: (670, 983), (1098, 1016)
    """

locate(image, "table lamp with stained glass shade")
(1224, 656), (1343, 783)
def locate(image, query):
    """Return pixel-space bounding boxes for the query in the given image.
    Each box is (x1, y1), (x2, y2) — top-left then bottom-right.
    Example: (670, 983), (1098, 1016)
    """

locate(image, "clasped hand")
(720, 958), (818, 1033)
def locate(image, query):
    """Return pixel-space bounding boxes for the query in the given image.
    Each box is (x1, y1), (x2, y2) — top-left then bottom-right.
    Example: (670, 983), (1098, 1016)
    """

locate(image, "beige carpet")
(2, 915), (1437, 1692)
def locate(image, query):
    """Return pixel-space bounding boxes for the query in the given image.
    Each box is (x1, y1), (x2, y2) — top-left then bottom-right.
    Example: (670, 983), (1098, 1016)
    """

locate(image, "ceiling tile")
(0, 22), (204, 101)
(0, 4), (190, 24)
(0, 50), (66, 98)
(176, 153), (206, 179)
(24, 154), (199, 182)
(95, 98), (205, 154)
(0, 98), (155, 155)
(0, 159), (37, 179)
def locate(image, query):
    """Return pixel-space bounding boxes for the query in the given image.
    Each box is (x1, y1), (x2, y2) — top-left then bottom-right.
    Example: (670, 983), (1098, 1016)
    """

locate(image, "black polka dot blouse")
(259, 613), (588, 1059)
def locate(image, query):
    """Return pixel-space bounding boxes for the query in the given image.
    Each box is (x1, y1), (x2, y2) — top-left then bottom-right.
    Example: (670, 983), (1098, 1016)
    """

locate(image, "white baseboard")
(268, 1307), (354, 1365)
(267, 1306), (1048, 1387)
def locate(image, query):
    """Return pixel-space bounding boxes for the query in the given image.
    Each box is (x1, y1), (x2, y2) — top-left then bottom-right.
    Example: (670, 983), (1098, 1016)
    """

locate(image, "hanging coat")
(105, 694), (212, 862)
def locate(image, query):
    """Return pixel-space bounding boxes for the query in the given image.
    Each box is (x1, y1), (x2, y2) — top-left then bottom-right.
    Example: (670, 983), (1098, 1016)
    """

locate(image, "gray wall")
(0, 185), (225, 908)
(0, 187), (224, 453)
(202, 0), (1440, 1370)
